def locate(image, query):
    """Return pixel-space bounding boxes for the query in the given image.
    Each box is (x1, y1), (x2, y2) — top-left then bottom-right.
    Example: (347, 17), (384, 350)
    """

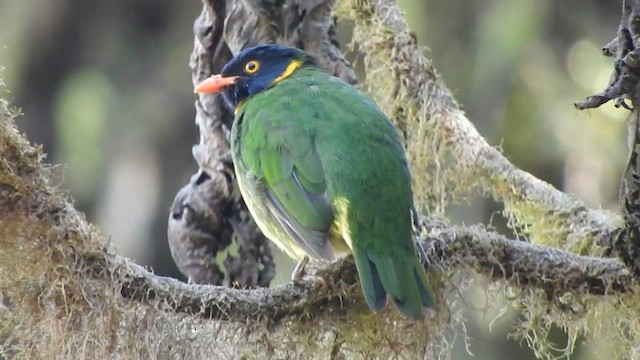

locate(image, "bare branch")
(575, 0), (640, 110)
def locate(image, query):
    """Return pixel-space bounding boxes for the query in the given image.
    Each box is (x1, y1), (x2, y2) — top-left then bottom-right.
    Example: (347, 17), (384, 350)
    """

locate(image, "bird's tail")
(353, 248), (435, 320)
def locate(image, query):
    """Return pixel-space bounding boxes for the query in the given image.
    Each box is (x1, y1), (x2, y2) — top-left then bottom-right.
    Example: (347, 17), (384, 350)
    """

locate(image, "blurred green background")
(0, 0), (626, 358)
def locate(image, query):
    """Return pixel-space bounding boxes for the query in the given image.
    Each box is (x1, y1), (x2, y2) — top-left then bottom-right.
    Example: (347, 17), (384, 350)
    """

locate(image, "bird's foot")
(290, 256), (329, 288)
(291, 255), (310, 282)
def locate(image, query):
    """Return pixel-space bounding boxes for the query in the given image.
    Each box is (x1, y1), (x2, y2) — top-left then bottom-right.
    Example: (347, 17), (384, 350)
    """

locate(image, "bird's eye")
(244, 60), (260, 74)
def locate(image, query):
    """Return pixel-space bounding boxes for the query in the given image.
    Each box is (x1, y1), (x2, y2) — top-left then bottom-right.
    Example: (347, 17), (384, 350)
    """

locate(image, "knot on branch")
(168, 169), (276, 287)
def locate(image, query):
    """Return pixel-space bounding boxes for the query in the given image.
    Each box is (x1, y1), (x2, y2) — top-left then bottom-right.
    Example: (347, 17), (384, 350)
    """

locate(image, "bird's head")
(194, 44), (314, 112)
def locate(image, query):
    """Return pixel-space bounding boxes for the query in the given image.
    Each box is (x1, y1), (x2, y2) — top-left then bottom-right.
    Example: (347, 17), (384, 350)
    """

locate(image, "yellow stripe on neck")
(272, 60), (303, 85)
(234, 100), (245, 115)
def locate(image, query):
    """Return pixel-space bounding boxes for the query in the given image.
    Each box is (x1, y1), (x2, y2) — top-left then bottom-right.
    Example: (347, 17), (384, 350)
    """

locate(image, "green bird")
(194, 45), (435, 319)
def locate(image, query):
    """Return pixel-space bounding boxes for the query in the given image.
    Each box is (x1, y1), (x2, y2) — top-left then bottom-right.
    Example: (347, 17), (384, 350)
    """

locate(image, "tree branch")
(168, 0), (276, 287)
(590, 0), (640, 280)
(96, 218), (635, 323)
(575, 0), (640, 110)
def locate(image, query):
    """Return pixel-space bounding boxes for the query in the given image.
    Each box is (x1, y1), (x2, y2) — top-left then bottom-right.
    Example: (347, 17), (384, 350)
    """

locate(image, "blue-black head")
(194, 44), (315, 111)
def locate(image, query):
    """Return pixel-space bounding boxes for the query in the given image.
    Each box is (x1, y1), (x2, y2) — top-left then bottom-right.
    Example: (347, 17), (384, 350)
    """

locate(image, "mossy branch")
(87, 218), (635, 323)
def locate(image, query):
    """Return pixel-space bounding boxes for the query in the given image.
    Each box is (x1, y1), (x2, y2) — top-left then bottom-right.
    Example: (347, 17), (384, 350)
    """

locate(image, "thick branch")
(89, 218), (634, 323)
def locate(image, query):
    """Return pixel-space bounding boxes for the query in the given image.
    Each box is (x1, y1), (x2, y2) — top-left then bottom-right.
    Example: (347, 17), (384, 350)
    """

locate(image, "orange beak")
(194, 74), (239, 93)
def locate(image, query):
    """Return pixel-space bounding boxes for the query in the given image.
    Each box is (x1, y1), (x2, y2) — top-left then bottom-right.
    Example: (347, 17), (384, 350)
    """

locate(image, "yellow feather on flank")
(272, 60), (304, 85)
(329, 197), (354, 255)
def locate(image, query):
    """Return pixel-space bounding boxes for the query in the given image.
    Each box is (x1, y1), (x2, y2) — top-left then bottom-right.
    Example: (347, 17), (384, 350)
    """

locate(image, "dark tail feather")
(353, 250), (387, 310)
(413, 264), (436, 309)
(354, 250), (435, 320)
(389, 261), (435, 319)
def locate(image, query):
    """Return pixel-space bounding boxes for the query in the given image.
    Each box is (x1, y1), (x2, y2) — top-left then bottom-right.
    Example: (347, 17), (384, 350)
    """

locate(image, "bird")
(194, 44), (435, 319)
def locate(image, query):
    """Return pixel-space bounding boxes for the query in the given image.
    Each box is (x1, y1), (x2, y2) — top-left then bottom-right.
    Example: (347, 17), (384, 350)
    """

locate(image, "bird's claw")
(291, 256), (329, 288)
(291, 255), (310, 281)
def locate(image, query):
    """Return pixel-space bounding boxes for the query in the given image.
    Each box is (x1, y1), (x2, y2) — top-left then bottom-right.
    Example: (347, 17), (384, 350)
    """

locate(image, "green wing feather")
(239, 114), (335, 260)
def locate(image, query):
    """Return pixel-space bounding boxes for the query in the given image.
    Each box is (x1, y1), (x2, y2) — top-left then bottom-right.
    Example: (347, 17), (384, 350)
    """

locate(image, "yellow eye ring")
(244, 60), (260, 74)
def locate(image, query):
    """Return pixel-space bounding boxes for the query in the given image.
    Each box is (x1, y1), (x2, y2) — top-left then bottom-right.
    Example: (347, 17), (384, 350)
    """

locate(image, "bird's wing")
(245, 122), (335, 261)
